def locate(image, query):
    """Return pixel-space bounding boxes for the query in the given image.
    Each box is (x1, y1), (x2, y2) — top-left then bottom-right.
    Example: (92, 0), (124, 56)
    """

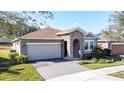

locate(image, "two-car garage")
(27, 43), (62, 61)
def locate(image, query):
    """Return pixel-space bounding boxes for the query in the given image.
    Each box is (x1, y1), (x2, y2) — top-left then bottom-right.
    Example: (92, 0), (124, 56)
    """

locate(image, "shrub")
(99, 58), (114, 63)
(10, 49), (16, 53)
(79, 61), (89, 65)
(109, 59), (114, 63)
(99, 59), (108, 63)
(8, 52), (19, 62)
(8, 52), (28, 65)
(91, 46), (103, 60)
(8, 53), (28, 64)
(79, 60), (95, 65)
(92, 57), (99, 62)
(16, 55), (28, 64)
(104, 56), (111, 60)
(102, 48), (111, 56)
(0, 57), (10, 62)
(86, 53), (93, 59)
(105, 56), (115, 63)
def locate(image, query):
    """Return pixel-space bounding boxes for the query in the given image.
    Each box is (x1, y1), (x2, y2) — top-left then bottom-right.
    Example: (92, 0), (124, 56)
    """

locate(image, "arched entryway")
(73, 39), (80, 58)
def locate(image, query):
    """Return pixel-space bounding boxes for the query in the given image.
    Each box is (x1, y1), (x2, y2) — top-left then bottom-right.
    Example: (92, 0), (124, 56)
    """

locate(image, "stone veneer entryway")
(60, 30), (83, 60)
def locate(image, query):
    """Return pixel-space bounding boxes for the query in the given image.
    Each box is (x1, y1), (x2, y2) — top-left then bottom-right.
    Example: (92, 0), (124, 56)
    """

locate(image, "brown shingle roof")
(20, 27), (62, 39)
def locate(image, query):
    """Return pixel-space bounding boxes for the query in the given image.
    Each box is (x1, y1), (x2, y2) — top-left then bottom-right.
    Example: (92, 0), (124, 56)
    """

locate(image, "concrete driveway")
(31, 59), (88, 80)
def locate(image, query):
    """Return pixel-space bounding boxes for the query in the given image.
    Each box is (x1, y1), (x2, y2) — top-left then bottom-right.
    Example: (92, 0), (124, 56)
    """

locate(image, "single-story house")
(0, 38), (11, 44)
(97, 40), (124, 56)
(111, 43), (124, 55)
(97, 40), (118, 49)
(12, 27), (97, 61)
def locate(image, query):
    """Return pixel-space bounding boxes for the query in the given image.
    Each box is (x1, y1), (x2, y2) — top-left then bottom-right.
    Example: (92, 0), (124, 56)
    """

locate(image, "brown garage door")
(112, 44), (124, 55)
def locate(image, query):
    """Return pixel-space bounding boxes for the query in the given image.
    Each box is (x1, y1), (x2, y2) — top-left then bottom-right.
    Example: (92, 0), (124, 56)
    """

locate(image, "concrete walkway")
(32, 59), (88, 80)
(48, 65), (124, 81)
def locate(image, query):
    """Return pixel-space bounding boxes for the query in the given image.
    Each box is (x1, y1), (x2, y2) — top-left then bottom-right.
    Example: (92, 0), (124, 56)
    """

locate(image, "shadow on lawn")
(0, 57), (10, 62)
(0, 67), (24, 75)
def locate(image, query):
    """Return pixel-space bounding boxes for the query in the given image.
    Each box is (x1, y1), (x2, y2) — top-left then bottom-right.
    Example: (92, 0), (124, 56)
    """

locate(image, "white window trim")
(84, 40), (95, 51)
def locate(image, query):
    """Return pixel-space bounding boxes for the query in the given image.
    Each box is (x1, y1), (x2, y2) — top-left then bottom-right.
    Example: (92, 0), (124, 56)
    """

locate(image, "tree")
(0, 11), (53, 39)
(109, 11), (124, 28)
(91, 46), (103, 60)
(100, 11), (124, 41)
(99, 25), (124, 41)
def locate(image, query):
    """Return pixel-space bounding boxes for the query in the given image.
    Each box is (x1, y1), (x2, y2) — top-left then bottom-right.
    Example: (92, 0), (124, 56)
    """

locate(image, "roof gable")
(84, 32), (96, 37)
(56, 27), (85, 36)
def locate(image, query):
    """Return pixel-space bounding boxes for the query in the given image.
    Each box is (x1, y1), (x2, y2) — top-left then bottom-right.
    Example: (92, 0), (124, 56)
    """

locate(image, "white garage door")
(27, 43), (61, 60)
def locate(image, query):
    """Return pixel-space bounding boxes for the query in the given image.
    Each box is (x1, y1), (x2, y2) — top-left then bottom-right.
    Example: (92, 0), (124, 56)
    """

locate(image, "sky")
(45, 11), (113, 34)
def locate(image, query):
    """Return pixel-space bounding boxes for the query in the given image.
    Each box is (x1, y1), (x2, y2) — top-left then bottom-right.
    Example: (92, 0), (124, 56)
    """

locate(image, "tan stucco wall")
(61, 30), (83, 59)
(70, 31), (83, 58)
(60, 35), (71, 59)
(12, 40), (21, 54)
(97, 42), (109, 49)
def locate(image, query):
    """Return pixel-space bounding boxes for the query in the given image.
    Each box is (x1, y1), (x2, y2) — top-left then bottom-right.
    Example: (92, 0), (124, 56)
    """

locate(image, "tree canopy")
(0, 11), (53, 39)
(100, 11), (124, 41)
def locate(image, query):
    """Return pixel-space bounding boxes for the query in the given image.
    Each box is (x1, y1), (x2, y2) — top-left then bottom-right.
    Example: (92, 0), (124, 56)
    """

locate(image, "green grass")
(110, 71), (124, 79)
(80, 61), (124, 69)
(0, 64), (44, 81)
(0, 44), (11, 58)
(0, 44), (11, 48)
(0, 50), (10, 58)
(0, 48), (44, 81)
(0, 50), (10, 62)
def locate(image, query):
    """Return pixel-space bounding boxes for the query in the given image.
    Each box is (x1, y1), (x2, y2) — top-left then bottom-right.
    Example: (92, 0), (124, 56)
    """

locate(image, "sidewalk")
(48, 65), (124, 81)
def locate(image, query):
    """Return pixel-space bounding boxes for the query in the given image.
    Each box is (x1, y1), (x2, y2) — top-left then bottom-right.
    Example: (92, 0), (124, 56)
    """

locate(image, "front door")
(73, 39), (80, 58)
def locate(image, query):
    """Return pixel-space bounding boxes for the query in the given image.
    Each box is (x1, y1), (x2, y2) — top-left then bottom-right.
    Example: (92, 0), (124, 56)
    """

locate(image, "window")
(84, 40), (95, 51)
(90, 41), (94, 50)
(84, 42), (88, 50)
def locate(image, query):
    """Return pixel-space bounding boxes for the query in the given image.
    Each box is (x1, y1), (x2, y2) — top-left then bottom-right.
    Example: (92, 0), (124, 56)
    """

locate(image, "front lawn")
(0, 44), (10, 58)
(0, 47), (44, 81)
(0, 50), (10, 58)
(0, 44), (11, 49)
(110, 71), (124, 79)
(0, 64), (44, 81)
(80, 61), (124, 70)
(0, 50), (10, 62)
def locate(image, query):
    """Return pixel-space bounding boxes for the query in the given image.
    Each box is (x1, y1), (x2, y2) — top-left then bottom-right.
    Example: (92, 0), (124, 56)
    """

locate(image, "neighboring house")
(12, 27), (97, 61)
(111, 43), (124, 55)
(97, 40), (117, 49)
(97, 40), (124, 56)
(0, 39), (11, 44)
